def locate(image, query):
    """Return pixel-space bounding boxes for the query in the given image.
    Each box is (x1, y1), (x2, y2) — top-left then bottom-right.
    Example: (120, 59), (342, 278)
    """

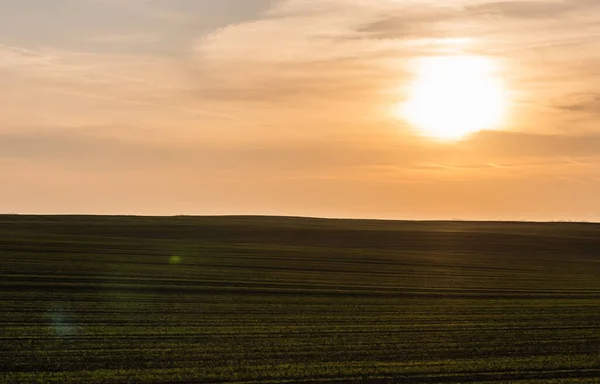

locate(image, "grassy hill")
(2, 215), (600, 383)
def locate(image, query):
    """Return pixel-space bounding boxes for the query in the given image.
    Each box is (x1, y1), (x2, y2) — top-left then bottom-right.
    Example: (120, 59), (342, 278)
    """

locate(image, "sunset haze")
(2, 0), (600, 221)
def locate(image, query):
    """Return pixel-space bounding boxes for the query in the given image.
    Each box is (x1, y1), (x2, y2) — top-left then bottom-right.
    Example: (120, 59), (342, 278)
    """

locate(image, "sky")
(2, 0), (600, 221)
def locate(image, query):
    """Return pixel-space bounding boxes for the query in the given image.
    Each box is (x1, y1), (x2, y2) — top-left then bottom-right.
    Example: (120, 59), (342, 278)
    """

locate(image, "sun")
(394, 55), (508, 140)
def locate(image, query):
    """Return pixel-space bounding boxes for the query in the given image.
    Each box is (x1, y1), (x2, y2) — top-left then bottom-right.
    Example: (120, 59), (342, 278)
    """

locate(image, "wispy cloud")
(87, 33), (163, 44)
(0, 43), (236, 135)
(193, 0), (600, 135)
(81, 0), (190, 22)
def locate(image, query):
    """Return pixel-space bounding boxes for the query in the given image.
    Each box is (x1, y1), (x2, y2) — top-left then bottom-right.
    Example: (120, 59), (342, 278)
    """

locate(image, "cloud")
(0, 44), (236, 132)
(0, 130), (174, 169)
(0, 128), (404, 172)
(5, 126), (600, 183)
(193, 1), (419, 112)
(465, 1), (578, 19)
(552, 93), (600, 113)
(81, 0), (189, 22)
(87, 33), (163, 44)
(191, 0), (600, 139)
(465, 131), (600, 159)
(0, 45), (56, 69)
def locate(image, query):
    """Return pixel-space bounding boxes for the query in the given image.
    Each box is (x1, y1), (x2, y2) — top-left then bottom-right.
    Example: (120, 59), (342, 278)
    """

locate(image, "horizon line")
(1, 213), (598, 225)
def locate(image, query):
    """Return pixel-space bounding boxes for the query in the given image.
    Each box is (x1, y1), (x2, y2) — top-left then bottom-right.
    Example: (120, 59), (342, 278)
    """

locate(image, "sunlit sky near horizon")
(3, 0), (600, 221)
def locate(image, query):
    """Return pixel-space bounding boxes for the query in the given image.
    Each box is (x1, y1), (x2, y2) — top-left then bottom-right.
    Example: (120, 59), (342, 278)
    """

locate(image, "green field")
(2, 215), (600, 383)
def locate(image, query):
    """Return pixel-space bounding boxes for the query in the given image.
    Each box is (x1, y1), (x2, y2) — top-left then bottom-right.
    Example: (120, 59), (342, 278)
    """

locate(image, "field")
(1, 215), (600, 383)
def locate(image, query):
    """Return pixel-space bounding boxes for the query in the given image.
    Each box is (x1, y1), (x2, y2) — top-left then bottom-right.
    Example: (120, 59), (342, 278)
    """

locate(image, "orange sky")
(2, 0), (600, 220)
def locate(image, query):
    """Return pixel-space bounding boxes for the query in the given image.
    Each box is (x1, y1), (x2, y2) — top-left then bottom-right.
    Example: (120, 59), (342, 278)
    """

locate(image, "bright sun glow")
(394, 55), (508, 140)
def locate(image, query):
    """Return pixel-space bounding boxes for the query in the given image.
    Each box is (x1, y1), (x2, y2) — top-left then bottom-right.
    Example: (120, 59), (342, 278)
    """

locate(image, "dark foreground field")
(2, 215), (600, 383)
